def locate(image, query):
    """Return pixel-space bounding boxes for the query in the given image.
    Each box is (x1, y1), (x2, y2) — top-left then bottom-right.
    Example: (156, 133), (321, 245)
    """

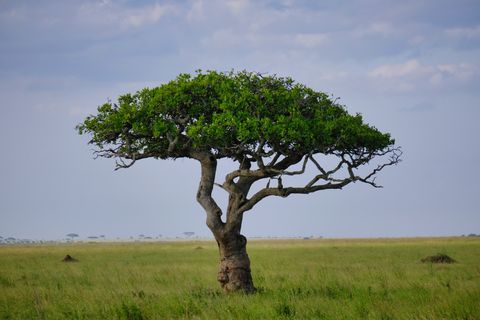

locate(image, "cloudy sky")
(1, 0), (479, 240)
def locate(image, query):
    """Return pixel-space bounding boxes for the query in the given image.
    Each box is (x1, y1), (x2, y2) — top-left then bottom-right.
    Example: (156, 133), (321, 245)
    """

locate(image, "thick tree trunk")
(192, 152), (254, 293)
(216, 233), (255, 293)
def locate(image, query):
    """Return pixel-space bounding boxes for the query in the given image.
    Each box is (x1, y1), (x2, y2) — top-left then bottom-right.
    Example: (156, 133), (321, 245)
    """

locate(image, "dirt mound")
(62, 254), (78, 262)
(194, 246), (204, 250)
(421, 253), (456, 264)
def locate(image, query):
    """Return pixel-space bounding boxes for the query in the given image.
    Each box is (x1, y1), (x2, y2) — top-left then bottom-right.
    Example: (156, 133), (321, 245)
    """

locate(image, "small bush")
(421, 253), (456, 264)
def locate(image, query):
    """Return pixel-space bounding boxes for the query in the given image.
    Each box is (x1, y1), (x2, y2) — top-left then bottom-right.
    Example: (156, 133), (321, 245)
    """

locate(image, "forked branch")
(92, 147), (151, 170)
(237, 147), (401, 213)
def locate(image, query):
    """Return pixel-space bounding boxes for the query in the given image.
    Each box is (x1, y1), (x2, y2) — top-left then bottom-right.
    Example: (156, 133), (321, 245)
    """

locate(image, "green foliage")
(77, 70), (394, 160)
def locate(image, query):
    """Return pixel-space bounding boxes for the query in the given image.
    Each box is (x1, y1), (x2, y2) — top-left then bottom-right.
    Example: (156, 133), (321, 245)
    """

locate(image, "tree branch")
(92, 146), (153, 170)
(354, 147), (402, 188)
(237, 147), (401, 213)
(223, 154), (304, 188)
(268, 153), (310, 176)
(267, 152), (282, 166)
(238, 180), (352, 213)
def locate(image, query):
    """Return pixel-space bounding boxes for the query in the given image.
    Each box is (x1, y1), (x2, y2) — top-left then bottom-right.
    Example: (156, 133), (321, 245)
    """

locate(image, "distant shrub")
(421, 253), (456, 264)
(62, 255), (78, 262)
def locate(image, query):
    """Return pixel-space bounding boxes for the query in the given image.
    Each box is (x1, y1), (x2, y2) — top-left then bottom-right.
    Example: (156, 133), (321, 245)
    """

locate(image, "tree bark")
(216, 233), (255, 293)
(192, 151), (255, 293)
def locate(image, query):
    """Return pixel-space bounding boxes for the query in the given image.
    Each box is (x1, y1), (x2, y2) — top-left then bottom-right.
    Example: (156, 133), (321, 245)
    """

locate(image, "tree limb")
(238, 180), (352, 213)
(237, 147), (401, 213)
(267, 152), (282, 166)
(354, 147), (402, 188)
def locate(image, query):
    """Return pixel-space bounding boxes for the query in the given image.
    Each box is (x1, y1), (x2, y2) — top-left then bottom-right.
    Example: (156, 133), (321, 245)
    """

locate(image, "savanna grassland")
(0, 237), (479, 319)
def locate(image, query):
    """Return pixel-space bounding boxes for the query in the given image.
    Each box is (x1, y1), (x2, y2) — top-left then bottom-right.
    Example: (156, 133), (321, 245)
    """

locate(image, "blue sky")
(1, 0), (479, 240)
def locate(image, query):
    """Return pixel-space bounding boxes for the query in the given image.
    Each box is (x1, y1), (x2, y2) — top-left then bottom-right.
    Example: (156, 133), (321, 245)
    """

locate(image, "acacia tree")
(77, 71), (400, 293)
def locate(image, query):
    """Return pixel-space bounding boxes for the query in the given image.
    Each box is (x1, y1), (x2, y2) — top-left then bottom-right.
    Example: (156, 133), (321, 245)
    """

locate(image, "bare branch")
(238, 180), (352, 213)
(114, 156), (136, 170)
(303, 154), (348, 187)
(268, 154), (310, 176)
(355, 147), (402, 188)
(92, 145), (154, 170)
(267, 152), (282, 166)
(308, 155), (327, 175)
(214, 183), (230, 193)
(255, 154), (265, 170)
(237, 147), (402, 213)
(223, 154), (304, 189)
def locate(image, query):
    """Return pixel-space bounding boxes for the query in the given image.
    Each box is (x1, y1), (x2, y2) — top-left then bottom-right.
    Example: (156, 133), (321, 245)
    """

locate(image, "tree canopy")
(77, 70), (396, 170)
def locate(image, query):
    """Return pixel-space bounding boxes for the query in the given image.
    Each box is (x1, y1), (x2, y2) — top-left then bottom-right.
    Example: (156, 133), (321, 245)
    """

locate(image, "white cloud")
(77, 2), (175, 30)
(204, 29), (244, 48)
(369, 59), (420, 78)
(368, 59), (478, 92)
(186, 0), (205, 22)
(98, 0), (112, 7)
(430, 63), (476, 85)
(225, 0), (250, 14)
(437, 63), (474, 78)
(201, 27), (330, 52)
(370, 60), (476, 82)
(125, 3), (170, 27)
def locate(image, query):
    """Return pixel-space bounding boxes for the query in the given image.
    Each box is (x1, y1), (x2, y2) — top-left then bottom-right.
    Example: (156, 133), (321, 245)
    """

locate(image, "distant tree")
(183, 232), (195, 237)
(66, 233), (79, 240)
(78, 70), (401, 293)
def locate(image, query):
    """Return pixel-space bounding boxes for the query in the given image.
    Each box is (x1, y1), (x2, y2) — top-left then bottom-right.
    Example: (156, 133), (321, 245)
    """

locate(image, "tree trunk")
(192, 152), (254, 293)
(216, 233), (255, 293)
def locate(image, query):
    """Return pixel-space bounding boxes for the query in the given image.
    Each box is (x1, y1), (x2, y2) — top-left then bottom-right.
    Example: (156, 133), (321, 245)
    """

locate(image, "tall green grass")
(1, 237), (479, 319)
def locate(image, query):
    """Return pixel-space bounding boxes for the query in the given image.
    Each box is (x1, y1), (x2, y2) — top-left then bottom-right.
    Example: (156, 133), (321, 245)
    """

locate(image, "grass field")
(0, 237), (479, 319)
